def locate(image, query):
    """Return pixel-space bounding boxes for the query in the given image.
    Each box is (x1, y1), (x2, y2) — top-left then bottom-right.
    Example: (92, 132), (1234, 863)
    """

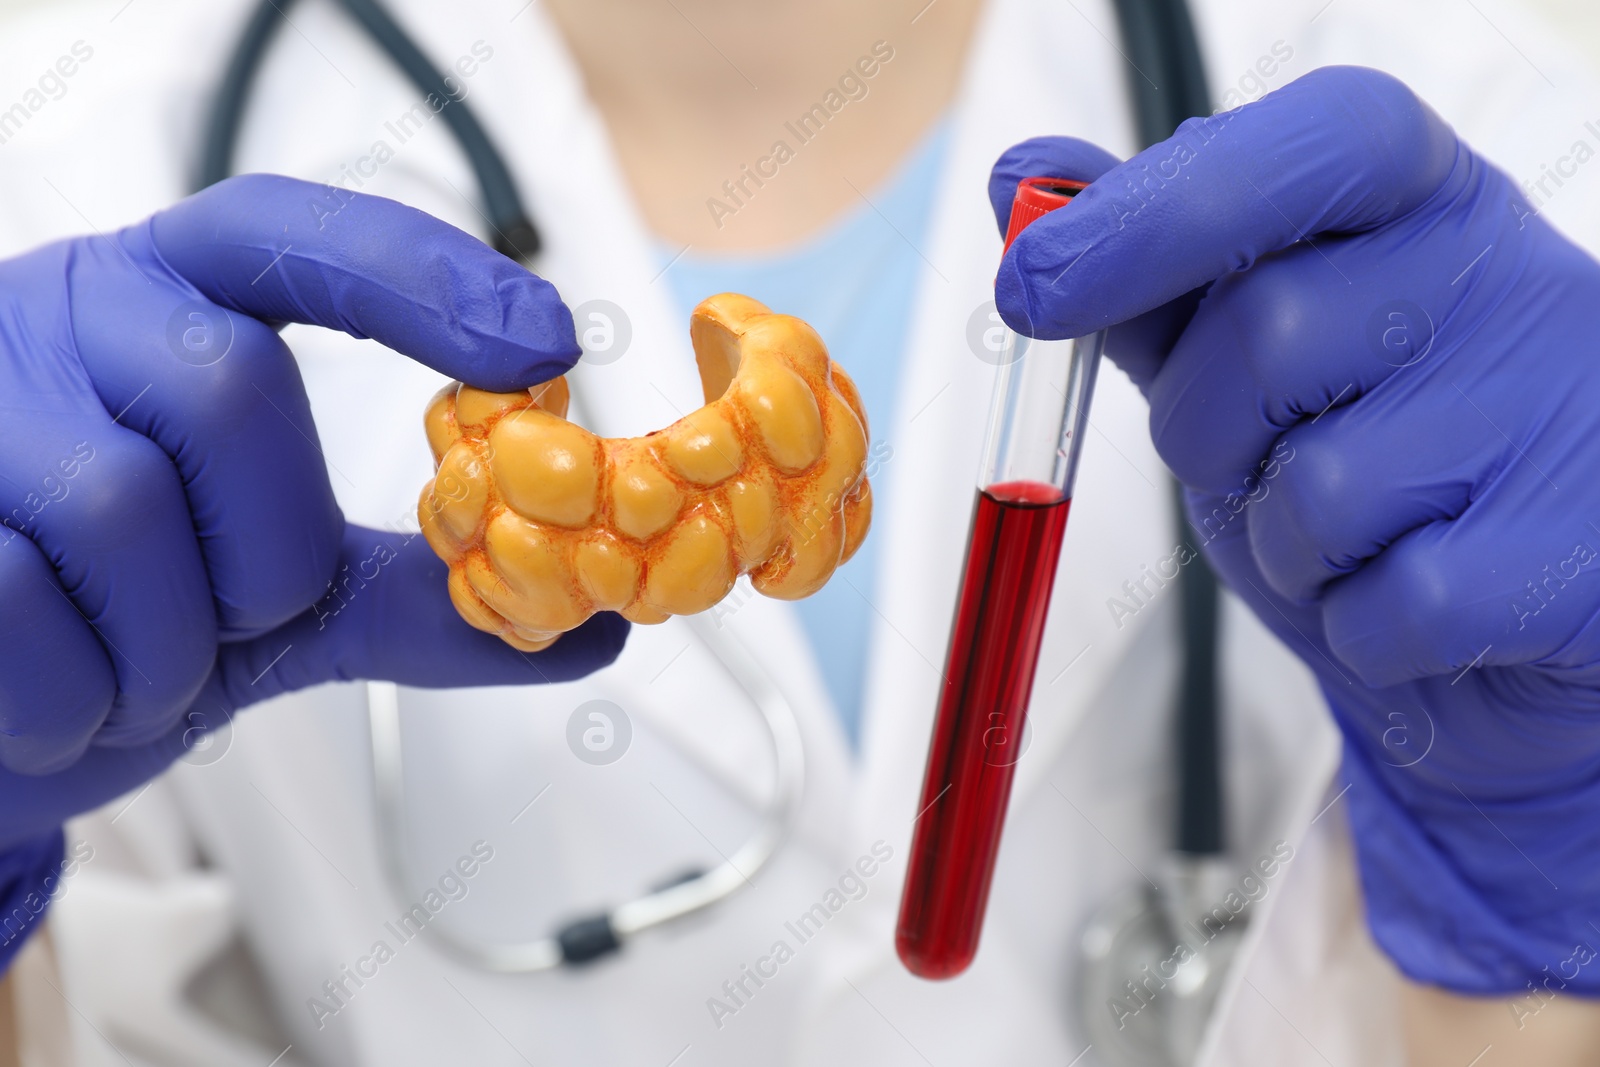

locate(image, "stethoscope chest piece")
(1076, 855), (1248, 1067)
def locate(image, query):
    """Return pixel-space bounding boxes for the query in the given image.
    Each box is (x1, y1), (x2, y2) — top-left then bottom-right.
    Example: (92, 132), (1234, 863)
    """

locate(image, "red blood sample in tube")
(895, 479), (1070, 979)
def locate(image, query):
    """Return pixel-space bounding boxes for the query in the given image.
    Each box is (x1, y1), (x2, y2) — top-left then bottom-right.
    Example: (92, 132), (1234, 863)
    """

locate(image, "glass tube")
(896, 178), (1106, 980)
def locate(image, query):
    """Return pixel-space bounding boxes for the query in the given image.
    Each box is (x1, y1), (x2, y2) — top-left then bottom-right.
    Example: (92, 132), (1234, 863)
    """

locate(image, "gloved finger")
(989, 135), (1206, 392)
(1150, 165), (1528, 593)
(1243, 403), (1459, 605)
(0, 420), (217, 748)
(0, 530), (116, 775)
(144, 174), (580, 392)
(1241, 259), (1555, 607)
(1319, 462), (1572, 687)
(1180, 483), (1345, 677)
(59, 240), (341, 639)
(197, 525), (630, 712)
(1147, 203), (1507, 495)
(995, 66), (1459, 340)
(0, 717), (193, 854)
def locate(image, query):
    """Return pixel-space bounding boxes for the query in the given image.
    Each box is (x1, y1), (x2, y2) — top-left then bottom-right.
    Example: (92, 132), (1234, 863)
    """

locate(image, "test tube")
(896, 177), (1104, 980)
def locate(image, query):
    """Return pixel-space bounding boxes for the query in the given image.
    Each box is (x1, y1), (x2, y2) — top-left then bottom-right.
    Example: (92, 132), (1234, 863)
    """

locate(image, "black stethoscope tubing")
(1107, 0), (1224, 862)
(197, 0), (541, 261)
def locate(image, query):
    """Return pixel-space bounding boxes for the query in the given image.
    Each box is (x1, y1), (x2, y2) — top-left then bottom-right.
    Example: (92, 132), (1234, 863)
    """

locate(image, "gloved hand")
(991, 66), (1600, 995)
(0, 175), (627, 852)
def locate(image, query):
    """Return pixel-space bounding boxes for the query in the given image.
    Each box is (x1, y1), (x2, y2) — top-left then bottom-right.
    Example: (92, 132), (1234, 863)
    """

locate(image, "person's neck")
(544, 0), (986, 251)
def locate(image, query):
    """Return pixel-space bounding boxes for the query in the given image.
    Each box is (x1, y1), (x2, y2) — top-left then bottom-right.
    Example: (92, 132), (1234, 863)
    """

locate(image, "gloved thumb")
(989, 135), (1207, 394)
(202, 523), (630, 714)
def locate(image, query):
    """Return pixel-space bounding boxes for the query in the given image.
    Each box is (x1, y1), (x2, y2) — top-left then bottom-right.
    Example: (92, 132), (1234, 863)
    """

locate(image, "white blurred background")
(0, 0), (1595, 73)
(0, 0), (1594, 74)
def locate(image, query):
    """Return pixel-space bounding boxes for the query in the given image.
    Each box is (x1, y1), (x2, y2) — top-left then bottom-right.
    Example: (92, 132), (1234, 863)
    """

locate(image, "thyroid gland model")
(419, 293), (873, 651)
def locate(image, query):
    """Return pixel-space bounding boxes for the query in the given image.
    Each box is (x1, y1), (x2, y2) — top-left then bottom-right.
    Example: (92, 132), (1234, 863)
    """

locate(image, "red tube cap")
(1002, 176), (1088, 254)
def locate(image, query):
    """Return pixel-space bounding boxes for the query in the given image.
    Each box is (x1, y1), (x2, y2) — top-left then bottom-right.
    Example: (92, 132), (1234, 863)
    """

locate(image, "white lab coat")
(2, 0), (1598, 1063)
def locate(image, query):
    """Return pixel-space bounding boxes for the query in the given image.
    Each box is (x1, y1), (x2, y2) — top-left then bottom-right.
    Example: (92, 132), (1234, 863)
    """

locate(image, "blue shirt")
(656, 119), (951, 748)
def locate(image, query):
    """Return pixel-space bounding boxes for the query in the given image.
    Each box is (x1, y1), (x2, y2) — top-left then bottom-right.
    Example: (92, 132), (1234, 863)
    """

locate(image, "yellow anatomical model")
(418, 293), (873, 651)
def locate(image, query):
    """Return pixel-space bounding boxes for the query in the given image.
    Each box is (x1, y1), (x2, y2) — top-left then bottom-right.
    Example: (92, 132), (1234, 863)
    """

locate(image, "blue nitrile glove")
(991, 66), (1600, 996)
(0, 175), (627, 857)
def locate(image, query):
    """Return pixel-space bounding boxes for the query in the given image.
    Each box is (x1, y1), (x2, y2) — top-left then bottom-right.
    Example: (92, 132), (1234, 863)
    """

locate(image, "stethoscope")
(367, 613), (805, 972)
(200, 0), (1226, 1040)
